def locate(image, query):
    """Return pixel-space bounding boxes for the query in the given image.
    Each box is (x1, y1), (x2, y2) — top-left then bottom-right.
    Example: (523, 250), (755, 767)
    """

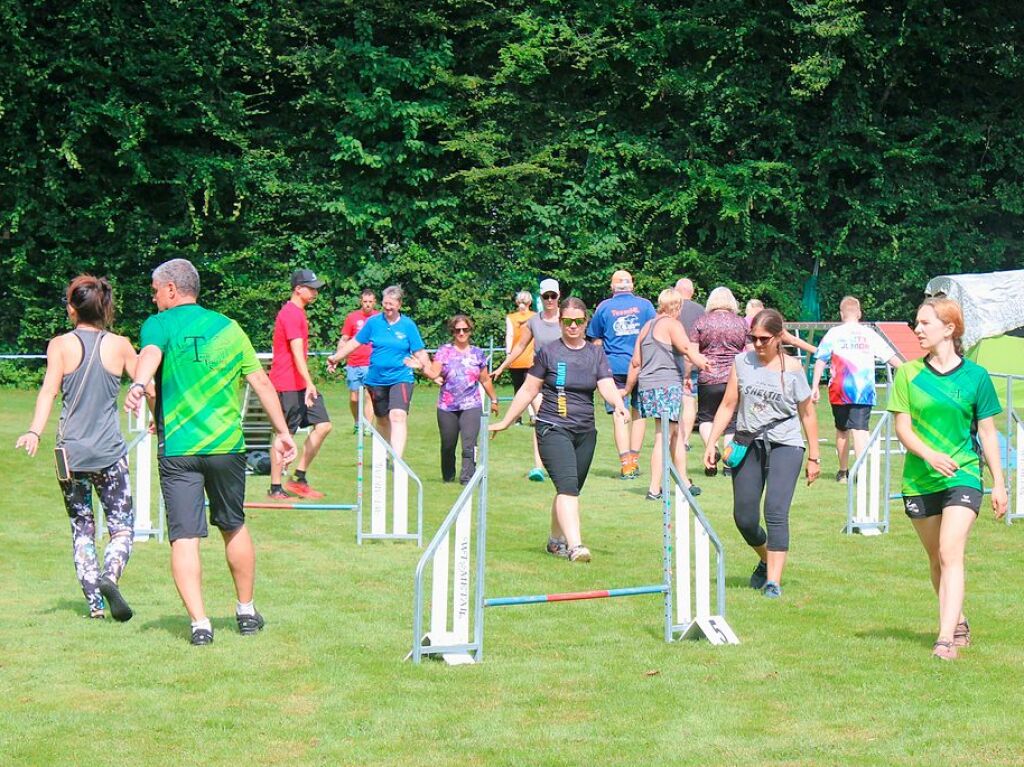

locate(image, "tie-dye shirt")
(814, 323), (897, 405)
(435, 344), (489, 412)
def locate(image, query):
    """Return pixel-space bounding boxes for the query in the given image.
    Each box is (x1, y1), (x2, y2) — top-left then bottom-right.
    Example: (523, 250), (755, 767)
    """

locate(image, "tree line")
(2, 0), (1021, 357)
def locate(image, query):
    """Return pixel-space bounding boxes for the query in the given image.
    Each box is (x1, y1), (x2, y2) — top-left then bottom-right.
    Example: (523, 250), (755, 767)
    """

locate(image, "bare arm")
(597, 376), (629, 424)
(668, 322), (707, 369)
(492, 324), (533, 380)
(124, 344), (164, 414)
(326, 337), (361, 373)
(977, 416), (1007, 518)
(504, 317), (514, 355)
(893, 412), (958, 477)
(15, 338), (65, 456)
(782, 330), (816, 355)
(288, 337), (318, 406)
(810, 359), (827, 403)
(703, 366), (740, 469)
(886, 355), (903, 369)
(798, 395), (820, 484)
(246, 369), (298, 465)
(624, 334), (642, 396)
(478, 367), (500, 415)
(489, 374), (543, 432)
(404, 349), (442, 381)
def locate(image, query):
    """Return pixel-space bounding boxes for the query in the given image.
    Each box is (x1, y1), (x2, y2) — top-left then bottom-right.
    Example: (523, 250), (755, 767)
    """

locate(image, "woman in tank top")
(624, 289), (708, 500)
(701, 308), (820, 599)
(16, 275), (145, 621)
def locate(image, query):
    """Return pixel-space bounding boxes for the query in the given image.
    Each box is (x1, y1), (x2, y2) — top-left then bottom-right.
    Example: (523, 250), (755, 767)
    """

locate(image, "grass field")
(1, 383), (1022, 767)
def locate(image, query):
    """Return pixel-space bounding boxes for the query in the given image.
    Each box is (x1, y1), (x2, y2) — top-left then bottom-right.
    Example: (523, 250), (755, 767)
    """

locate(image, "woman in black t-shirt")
(490, 298), (630, 562)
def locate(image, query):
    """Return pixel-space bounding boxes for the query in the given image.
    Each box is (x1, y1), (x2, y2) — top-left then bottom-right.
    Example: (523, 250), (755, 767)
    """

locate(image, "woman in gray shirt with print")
(702, 309), (820, 598)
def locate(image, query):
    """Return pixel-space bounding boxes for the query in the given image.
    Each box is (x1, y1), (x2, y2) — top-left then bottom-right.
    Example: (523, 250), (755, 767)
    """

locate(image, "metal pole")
(661, 412), (673, 643)
(474, 397), (490, 662)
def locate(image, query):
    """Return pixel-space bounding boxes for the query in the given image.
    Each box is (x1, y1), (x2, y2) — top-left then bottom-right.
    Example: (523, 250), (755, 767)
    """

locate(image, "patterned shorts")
(638, 384), (683, 422)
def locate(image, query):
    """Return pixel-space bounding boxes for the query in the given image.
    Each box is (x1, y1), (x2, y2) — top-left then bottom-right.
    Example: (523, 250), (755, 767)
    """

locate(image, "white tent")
(924, 269), (1024, 351)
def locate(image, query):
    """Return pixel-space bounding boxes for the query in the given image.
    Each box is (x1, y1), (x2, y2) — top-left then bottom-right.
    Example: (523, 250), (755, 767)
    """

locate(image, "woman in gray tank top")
(16, 276), (145, 621)
(624, 289), (708, 500)
(701, 309), (820, 599)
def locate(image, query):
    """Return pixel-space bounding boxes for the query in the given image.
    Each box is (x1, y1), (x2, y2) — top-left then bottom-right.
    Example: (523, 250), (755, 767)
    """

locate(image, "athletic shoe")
(932, 640), (957, 661)
(267, 488), (291, 500)
(190, 627), (214, 646)
(761, 580), (782, 599)
(722, 467), (732, 478)
(352, 424), (359, 435)
(285, 480), (325, 500)
(545, 537), (569, 558)
(568, 545), (592, 563)
(98, 576), (133, 622)
(527, 467), (545, 482)
(645, 491), (663, 501)
(688, 483), (702, 497)
(237, 611), (265, 636)
(620, 463), (639, 480)
(749, 561), (768, 590)
(836, 470), (849, 484)
(954, 619), (971, 647)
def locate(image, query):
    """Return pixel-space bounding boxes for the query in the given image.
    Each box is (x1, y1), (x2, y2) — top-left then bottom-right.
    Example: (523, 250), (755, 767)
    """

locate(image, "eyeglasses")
(453, 327), (471, 334)
(541, 293), (559, 300)
(561, 317), (586, 327)
(748, 334), (775, 345)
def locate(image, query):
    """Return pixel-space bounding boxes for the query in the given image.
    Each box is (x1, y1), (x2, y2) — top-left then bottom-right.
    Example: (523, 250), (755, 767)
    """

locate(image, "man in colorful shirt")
(587, 270), (656, 478)
(811, 296), (902, 483)
(267, 268), (332, 500)
(125, 259), (296, 646)
(333, 288), (378, 431)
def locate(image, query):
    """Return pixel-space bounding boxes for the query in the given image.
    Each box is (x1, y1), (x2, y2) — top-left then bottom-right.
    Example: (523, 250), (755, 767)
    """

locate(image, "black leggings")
(730, 442), (804, 552)
(436, 407), (482, 483)
(536, 423), (597, 496)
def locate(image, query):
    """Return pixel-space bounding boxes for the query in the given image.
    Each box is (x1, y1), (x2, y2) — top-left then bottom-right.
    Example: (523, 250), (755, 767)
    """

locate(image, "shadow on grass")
(855, 626), (934, 647)
(139, 614), (238, 639)
(43, 598), (91, 618)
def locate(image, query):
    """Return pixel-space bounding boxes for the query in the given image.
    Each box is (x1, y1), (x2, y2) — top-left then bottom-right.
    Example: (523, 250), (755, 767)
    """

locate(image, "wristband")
(807, 457), (820, 463)
(129, 382), (146, 392)
(25, 430), (40, 439)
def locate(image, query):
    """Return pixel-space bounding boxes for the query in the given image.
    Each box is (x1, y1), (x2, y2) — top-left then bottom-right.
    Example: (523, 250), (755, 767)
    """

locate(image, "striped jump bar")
(242, 502), (357, 511)
(485, 584), (667, 608)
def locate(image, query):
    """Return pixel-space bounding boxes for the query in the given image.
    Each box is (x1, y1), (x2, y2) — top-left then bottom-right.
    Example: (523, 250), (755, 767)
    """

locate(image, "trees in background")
(2, 0), (1021, 352)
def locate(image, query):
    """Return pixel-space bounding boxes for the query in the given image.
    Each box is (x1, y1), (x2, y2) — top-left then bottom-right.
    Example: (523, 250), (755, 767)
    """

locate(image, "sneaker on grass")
(761, 580), (782, 599)
(527, 467), (545, 482)
(749, 560), (768, 590)
(190, 627), (214, 646)
(98, 576), (133, 622)
(836, 470), (849, 484)
(568, 545), (591, 563)
(545, 537), (569, 558)
(285, 480), (325, 500)
(237, 611), (265, 636)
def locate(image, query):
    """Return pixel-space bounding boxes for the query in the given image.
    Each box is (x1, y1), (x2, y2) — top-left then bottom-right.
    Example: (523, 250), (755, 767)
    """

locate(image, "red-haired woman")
(15, 276), (144, 621)
(888, 297), (1006, 660)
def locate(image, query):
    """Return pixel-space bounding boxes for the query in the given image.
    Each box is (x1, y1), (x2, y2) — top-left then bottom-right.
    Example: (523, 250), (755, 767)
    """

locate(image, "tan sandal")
(953, 619), (971, 648)
(932, 639), (958, 661)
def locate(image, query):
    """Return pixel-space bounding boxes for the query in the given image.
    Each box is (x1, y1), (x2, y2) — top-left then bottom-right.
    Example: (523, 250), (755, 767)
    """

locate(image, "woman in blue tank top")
(16, 276), (146, 621)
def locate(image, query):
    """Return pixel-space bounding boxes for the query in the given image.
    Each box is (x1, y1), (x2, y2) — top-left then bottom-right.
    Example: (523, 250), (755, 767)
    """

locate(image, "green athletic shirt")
(887, 357), (1001, 495)
(141, 304), (261, 458)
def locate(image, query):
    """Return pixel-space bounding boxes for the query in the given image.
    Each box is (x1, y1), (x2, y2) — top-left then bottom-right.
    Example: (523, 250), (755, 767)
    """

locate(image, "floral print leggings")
(59, 456), (134, 615)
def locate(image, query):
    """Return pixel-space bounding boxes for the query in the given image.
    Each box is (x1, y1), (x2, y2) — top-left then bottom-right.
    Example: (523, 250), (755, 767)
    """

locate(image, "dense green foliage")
(2, 1), (1022, 352)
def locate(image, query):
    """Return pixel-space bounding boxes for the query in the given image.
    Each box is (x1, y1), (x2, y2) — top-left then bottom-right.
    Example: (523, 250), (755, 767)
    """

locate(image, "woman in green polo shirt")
(888, 297), (1007, 661)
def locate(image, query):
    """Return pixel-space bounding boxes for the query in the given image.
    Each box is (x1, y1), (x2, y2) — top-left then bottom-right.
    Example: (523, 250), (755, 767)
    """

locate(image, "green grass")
(1, 384), (1022, 766)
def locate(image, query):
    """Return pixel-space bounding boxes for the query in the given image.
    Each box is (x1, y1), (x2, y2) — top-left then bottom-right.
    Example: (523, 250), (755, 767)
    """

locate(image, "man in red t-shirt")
(267, 269), (333, 499)
(331, 288), (379, 431)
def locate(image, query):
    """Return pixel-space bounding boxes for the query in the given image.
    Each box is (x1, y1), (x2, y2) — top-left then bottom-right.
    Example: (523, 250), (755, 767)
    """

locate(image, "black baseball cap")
(291, 268), (326, 289)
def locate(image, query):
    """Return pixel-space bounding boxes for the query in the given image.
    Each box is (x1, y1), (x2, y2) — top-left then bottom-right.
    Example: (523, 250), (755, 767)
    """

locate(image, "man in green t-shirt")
(125, 259), (296, 646)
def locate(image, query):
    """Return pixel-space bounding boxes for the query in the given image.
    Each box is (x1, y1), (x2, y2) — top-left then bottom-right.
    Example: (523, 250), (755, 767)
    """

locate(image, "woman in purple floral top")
(690, 287), (748, 474)
(419, 315), (500, 483)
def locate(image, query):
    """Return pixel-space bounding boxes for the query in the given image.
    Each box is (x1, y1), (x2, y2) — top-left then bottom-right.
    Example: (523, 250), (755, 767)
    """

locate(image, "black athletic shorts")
(696, 382), (735, 433)
(159, 453), (247, 541)
(604, 373), (639, 413)
(536, 422), (598, 496)
(279, 390), (331, 433)
(367, 382), (414, 417)
(903, 485), (983, 519)
(832, 403), (871, 432)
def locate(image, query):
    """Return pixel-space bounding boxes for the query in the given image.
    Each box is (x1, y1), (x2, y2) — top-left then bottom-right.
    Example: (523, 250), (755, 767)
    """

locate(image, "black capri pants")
(730, 441), (804, 552)
(535, 422), (598, 497)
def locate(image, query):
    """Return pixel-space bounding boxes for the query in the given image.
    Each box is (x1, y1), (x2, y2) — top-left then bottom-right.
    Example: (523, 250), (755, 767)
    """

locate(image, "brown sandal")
(953, 619), (971, 647)
(932, 639), (958, 661)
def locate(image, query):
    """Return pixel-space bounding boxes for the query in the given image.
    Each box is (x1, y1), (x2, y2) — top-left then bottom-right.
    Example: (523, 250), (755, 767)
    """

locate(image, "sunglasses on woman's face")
(747, 333), (775, 345)
(453, 327), (471, 335)
(561, 317), (586, 327)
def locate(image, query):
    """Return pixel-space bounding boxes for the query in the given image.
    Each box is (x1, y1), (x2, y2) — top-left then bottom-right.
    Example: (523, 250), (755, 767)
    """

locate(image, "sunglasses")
(453, 327), (471, 334)
(541, 293), (559, 300)
(747, 334), (775, 345)
(561, 317), (586, 327)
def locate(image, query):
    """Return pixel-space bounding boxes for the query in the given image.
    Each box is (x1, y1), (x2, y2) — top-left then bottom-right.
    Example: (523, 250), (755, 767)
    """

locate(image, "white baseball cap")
(539, 278), (560, 296)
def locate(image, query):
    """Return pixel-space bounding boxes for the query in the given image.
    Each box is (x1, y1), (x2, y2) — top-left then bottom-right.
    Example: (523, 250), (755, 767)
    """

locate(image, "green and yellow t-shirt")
(141, 304), (262, 458)
(887, 357), (1001, 495)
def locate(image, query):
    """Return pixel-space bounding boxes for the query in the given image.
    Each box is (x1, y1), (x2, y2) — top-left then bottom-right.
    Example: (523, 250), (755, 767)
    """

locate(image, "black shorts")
(278, 390), (331, 433)
(604, 373), (639, 413)
(696, 382), (735, 433)
(536, 422), (597, 496)
(367, 383), (414, 418)
(832, 404), (871, 432)
(159, 453), (247, 541)
(510, 368), (529, 393)
(903, 485), (983, 519)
